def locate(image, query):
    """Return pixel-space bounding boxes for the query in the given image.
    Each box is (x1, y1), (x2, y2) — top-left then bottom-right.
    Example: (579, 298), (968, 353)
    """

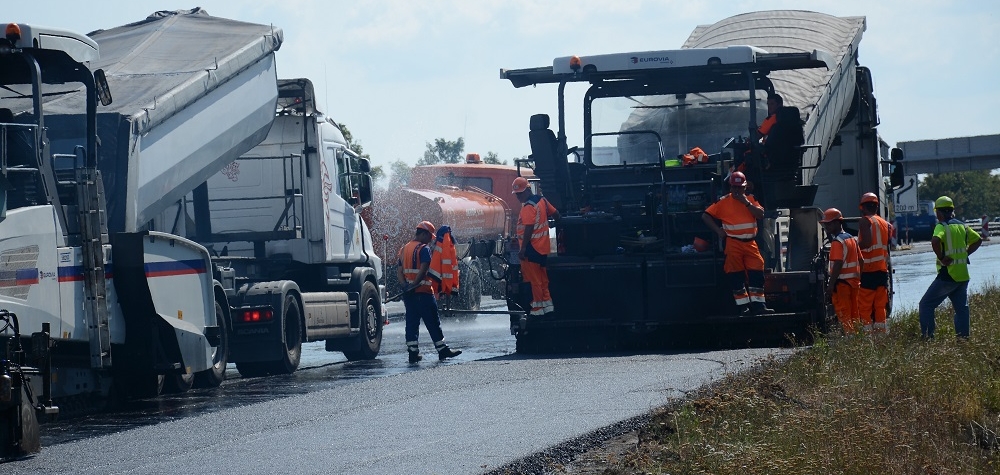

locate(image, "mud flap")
(0, 386), (40, 460)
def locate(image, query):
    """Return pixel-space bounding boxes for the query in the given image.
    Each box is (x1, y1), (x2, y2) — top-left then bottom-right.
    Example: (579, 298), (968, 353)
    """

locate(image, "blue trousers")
(402, 292), (445, 347)
(918, 278), (970, 338)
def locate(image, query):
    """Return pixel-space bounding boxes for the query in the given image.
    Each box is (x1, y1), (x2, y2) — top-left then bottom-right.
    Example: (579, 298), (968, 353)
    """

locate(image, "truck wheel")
(163, 372), (194, 394)
(194, 300), (229, 388)
(270, 293), (302, 374)
(0, 387), (41, 458)
(343, 281), (383, 361)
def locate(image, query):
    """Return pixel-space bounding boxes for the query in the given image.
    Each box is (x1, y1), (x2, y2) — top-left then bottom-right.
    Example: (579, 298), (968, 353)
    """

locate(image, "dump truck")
(370, 155), (533, 312)
(499, 10), (900, 351)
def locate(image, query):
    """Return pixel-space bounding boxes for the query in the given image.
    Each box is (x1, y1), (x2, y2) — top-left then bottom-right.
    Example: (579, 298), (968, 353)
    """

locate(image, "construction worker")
(701, 171), (774, 315)
(757, 93), (783, 139)
(820, 208), (863, 334)
(919, 196), (982, 339)
(857, 192), (891, 334)
(396, 221), (462, 363)
(512, 176), (560, 316)
(429, 225), (460, 298)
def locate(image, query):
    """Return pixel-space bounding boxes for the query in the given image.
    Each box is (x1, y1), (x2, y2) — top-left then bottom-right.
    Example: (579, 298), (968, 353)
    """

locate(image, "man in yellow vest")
(919, 196), (982, 339)
(397, 221), (463, 363)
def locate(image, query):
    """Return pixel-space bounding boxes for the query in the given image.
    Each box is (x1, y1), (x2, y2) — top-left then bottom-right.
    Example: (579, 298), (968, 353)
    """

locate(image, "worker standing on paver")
(858, 192), (891, 334)
(397, 221), (463, 363)
(512, 176), (560, 316)
(701, 171), (774, 316)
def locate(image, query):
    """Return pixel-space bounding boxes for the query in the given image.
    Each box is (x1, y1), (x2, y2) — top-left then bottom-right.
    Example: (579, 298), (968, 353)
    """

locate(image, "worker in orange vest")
(757, 93), (782, 139)
(512, 176), (560, 316)
(429, 225), (460, 298)
(820, 208), (863, 334)
(397, 221), (462, 363)
(701, 171), (774, 316)
(857, 193), (891, 334)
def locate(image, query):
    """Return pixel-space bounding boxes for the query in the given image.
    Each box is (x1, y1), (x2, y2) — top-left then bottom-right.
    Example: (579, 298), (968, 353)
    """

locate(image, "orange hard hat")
(859, 192), (879, 207)
(819, 208), (844, 223)
(693, 237), (710, 252)
(728, 171), (747, 187)
(416, 220), (436, 234)
(512, 176), (530, 194)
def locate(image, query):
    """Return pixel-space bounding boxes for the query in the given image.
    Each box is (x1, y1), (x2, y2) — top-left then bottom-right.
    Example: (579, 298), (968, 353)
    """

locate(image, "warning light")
(569, 56), (582, 72)
(5, 23), (21, 43)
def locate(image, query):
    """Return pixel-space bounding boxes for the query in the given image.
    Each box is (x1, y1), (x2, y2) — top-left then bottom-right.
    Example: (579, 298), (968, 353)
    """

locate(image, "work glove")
(436, 225), (452, 242)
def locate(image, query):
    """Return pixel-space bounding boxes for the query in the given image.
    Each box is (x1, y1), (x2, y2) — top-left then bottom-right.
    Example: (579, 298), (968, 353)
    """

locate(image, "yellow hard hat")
(934, 196), (954, 210)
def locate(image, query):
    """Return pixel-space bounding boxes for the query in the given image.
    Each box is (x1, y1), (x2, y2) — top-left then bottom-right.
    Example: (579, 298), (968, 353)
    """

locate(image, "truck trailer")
(499, 10), (900, 352)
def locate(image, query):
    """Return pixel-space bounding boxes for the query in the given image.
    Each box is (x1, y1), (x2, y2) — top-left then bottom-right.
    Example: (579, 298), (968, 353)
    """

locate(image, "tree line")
(916, 170), (1000, 219)
(339, 124), (518, 189)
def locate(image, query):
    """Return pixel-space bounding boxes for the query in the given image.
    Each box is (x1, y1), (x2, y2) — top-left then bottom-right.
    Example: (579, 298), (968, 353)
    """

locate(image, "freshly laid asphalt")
(5, 346), (787, 474)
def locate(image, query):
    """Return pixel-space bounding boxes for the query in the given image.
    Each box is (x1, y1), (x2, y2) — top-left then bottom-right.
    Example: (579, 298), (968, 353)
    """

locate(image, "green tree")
(917, 170), (1000, 218)
(418, 137), (465, 165)
(388, 159), (412, 188)
(483, 151), (508, 165)
(338, 122), (384, 181)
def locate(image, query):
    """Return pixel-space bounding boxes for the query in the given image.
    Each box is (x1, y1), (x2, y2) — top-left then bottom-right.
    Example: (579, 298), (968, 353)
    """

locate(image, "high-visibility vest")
(705, 194), (759, 240)
(429, 230), (460, 296)
(398, 240), (434, 294)
(860, 214), (890, 273)
(935, 218), (980, 282)
(758, 114), (777, 137)
(831, 231), (861, 282)
(517, 195), (555, 255)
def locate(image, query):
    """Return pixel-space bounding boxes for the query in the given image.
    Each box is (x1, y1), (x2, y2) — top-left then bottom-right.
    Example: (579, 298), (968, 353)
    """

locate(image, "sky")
(6, 1), (999, 176)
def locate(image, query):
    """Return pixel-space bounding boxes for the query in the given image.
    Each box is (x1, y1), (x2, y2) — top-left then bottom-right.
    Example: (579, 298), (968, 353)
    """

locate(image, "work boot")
(437, 346), (462, 361)
(408, 350), (422, 363)
(736, 305), (751, 317)
(751, 302), (775, 315)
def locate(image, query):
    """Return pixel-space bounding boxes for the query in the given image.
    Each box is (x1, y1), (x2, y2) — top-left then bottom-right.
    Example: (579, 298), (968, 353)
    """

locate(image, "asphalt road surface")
(5, 297), (788, 474)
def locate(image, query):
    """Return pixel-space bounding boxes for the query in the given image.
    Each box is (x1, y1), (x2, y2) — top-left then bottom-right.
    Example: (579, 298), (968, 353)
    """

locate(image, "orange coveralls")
(517, 195), (557, 315)
(859, 215), (890, 333)
(830, 232), (862, 333)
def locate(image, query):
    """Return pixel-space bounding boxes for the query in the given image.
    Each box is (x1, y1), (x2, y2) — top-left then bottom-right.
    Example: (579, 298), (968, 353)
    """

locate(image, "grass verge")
(582, 282), (1000, 475)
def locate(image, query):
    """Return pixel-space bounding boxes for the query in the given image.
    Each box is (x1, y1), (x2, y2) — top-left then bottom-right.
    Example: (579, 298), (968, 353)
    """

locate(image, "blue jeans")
(918, 278), (970, 338)
(402, 292), (445, 347)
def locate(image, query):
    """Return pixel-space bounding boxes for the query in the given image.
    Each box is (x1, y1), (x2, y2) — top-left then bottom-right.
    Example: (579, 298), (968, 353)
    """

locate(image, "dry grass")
(593, 282), (1000, 475)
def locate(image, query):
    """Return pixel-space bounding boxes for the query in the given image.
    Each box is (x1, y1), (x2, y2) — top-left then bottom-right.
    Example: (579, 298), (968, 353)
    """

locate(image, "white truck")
(152, 78), (384, 376)
(0, 10), (382, 457)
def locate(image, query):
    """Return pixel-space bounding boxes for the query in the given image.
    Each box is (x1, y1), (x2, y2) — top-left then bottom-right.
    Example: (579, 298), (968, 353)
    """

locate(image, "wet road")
(24, 240), (1000, 459)
(38, 299), (516, 447)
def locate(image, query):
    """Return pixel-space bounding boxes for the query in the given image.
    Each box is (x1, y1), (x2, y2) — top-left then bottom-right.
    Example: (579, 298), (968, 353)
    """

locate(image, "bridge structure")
(897, 134), (1000, 174)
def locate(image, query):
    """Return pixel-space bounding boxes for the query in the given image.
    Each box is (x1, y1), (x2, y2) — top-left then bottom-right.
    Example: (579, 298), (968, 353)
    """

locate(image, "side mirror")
(94, 69), (113, 106)
(889, 147), (904, 189)
(358, 157), (371, 173)
(357, 174), (373, 208)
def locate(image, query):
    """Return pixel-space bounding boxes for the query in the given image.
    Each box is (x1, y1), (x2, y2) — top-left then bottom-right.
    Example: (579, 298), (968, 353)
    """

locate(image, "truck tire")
(343, 281), (383, 361)
(194, 299), (229, 388)
(163, 371), (194, 393)
(0, 387), (41, 459)
(270, 293), (302, 374)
